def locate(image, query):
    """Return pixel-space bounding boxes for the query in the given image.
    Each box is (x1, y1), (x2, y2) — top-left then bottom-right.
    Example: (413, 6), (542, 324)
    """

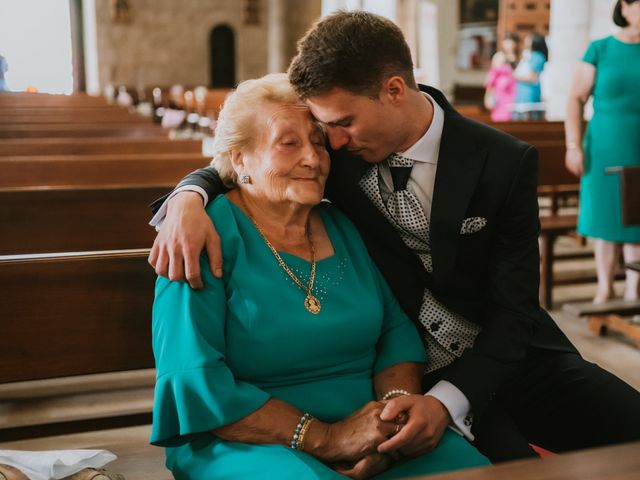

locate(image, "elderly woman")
(151, 74), (488, 479)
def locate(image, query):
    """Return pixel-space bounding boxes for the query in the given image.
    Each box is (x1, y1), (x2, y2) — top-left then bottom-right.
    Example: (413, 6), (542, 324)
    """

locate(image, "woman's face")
(238, 103), (330, 207)
(622, 0), (640, 29)
(502, 38), (517, 55)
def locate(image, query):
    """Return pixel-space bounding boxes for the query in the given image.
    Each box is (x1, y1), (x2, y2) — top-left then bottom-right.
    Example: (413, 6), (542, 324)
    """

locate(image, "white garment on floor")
(0, 449), (116, 480)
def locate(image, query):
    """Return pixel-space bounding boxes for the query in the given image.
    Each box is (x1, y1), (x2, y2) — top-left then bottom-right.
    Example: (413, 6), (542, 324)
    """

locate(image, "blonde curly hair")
(211, 73), (303, 187)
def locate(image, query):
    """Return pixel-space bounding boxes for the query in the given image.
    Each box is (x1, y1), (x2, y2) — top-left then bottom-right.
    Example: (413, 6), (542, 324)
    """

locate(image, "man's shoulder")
(420, 83), (532, 157)
(451, 113), (533, 159)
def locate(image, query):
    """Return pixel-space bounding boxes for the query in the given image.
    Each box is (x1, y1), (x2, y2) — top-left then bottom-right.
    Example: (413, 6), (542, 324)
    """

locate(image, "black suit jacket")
(154, 85), (576, 420)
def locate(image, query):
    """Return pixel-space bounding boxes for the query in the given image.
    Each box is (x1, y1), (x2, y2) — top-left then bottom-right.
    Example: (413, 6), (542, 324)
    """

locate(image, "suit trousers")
(423, 348), (640, 463)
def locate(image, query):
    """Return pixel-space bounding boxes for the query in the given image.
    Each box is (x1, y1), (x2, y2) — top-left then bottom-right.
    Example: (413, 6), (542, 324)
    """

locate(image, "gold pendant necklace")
(241, 199), (321, 315)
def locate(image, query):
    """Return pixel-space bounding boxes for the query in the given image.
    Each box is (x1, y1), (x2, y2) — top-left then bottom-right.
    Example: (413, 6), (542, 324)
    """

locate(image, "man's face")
(305, 87), (405, 164)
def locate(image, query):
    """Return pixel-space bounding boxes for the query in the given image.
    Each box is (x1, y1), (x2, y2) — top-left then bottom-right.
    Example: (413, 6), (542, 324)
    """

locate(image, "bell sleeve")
(150, 256), (271, 447)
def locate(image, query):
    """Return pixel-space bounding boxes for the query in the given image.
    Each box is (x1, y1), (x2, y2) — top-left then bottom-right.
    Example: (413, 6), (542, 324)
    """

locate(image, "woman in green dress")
(151, 74), (489, 479)
(565, 0), (640, 303)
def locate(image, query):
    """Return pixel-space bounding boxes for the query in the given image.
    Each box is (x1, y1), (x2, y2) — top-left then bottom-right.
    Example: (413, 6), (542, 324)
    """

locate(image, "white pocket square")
(460, 217), (487, 234)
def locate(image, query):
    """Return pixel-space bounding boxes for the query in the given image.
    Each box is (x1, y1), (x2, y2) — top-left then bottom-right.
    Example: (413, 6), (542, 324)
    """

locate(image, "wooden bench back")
(0, 250), (155, 383)
(0, 185), (169, 254)
(0, 153), (210, 188)
(0, 123), (167, 139)
(0, 137), (202, 156)
(0, 109), (147, 124)
(534, 141), (580, 185)
(535, 141), (579, 186)
(0, 93), (107, 107)
(608, 166), (640, 226)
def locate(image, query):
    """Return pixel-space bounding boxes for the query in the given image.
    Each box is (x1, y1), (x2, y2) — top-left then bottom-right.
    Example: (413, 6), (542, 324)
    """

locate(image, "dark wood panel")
(0, 92), (107, 107)
(611, 166), (640, 226)
(0, 153), (209, 188)
(0, 185), (170, 254)
(0, 111), (147, 124)
(0, 137), (202, 156)
(0, 250), (155, 383)
(0, 123), (167, 139)
(535, 141), (579, 186)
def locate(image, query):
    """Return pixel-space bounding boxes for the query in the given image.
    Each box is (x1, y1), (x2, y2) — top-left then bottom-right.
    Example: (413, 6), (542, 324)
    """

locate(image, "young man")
(149, 11), (640, 462)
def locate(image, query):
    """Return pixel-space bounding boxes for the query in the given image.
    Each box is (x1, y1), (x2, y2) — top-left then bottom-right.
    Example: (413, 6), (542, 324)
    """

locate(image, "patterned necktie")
(385, 154), (431, 251)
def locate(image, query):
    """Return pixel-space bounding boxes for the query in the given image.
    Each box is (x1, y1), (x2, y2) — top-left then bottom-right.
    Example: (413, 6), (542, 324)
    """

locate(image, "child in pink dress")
(484, 33), (519, 122)
(484, 52), (517, 122)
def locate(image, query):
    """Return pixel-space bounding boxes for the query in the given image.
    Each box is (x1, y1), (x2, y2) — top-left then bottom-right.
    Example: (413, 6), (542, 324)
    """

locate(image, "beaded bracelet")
(290, 412), (315, 450)
(297, 417), (316, 451)
(381, 388), (411, 401)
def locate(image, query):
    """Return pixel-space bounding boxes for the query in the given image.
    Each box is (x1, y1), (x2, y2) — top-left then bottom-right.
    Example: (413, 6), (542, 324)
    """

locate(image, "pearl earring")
(239, 174), (251, 184)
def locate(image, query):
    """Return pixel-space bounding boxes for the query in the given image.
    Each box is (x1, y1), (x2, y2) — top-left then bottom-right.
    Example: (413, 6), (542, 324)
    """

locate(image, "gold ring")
(394, 412), (408, 424)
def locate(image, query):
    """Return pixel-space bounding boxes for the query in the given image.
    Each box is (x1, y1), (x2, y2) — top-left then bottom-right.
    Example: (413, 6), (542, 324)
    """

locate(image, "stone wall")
(91, 0), (285, 91)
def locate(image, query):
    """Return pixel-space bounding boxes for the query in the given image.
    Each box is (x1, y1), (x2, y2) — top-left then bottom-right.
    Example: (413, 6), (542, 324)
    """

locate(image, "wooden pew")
(608, 166), (640, 226)
(0, 92), (107, 107)
(0, 185), (170, 254)
(0, 137), (202, 156)
(427, 441), (640, 480)
(0, 250), (156, 439)
(490, 120), (566, 143)
(0, 123), (167, 139)
(535, 140), (580, 214)
(0, 427), (638, 479)
(0, 153), (210, 188)
(534, 140), (582, 309)
(0, 110), (149, 124)
(0, 250), (154, 379)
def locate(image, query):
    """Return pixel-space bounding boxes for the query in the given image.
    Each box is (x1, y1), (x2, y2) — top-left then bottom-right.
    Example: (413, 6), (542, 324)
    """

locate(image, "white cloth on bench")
(0, 449), (116, 480)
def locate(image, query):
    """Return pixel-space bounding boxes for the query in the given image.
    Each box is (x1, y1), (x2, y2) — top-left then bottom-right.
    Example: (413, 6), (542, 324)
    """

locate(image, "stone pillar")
(82, 0), (100, 95)
(268, 0), (286, 73)
(545, 0), (616, 120)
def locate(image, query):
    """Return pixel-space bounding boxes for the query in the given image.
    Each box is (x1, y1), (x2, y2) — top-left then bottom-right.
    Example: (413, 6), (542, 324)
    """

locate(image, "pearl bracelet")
(290, 413), (315, 450)
(381, 389), (411, 401)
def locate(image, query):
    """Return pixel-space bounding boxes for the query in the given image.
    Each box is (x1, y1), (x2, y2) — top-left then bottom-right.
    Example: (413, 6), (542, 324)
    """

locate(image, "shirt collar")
(397, 92), (443, 165)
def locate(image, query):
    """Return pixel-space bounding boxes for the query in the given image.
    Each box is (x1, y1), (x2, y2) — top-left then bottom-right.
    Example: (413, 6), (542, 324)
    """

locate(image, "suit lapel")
(430, 104), (487, 280)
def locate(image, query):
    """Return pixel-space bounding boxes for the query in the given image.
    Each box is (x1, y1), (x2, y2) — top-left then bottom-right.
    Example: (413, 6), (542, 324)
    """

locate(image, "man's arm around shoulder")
(148, 166), (229, 288)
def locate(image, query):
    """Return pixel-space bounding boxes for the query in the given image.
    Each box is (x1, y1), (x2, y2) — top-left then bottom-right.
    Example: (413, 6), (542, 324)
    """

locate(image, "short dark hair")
(288, 10), (417, 100)
(614, 0), (639, 27)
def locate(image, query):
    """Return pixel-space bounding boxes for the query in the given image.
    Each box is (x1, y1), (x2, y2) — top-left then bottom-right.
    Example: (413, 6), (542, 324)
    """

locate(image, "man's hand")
(333, 453), (392, 479)
(377, 395), (451, 457)
(306, 401), (396, 465)
(148, 191), (222, 288)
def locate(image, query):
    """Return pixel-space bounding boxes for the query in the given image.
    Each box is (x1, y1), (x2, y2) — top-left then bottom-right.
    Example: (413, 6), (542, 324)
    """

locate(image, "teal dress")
(578, 36), (640, 242)
(151, 196), (489, 479)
